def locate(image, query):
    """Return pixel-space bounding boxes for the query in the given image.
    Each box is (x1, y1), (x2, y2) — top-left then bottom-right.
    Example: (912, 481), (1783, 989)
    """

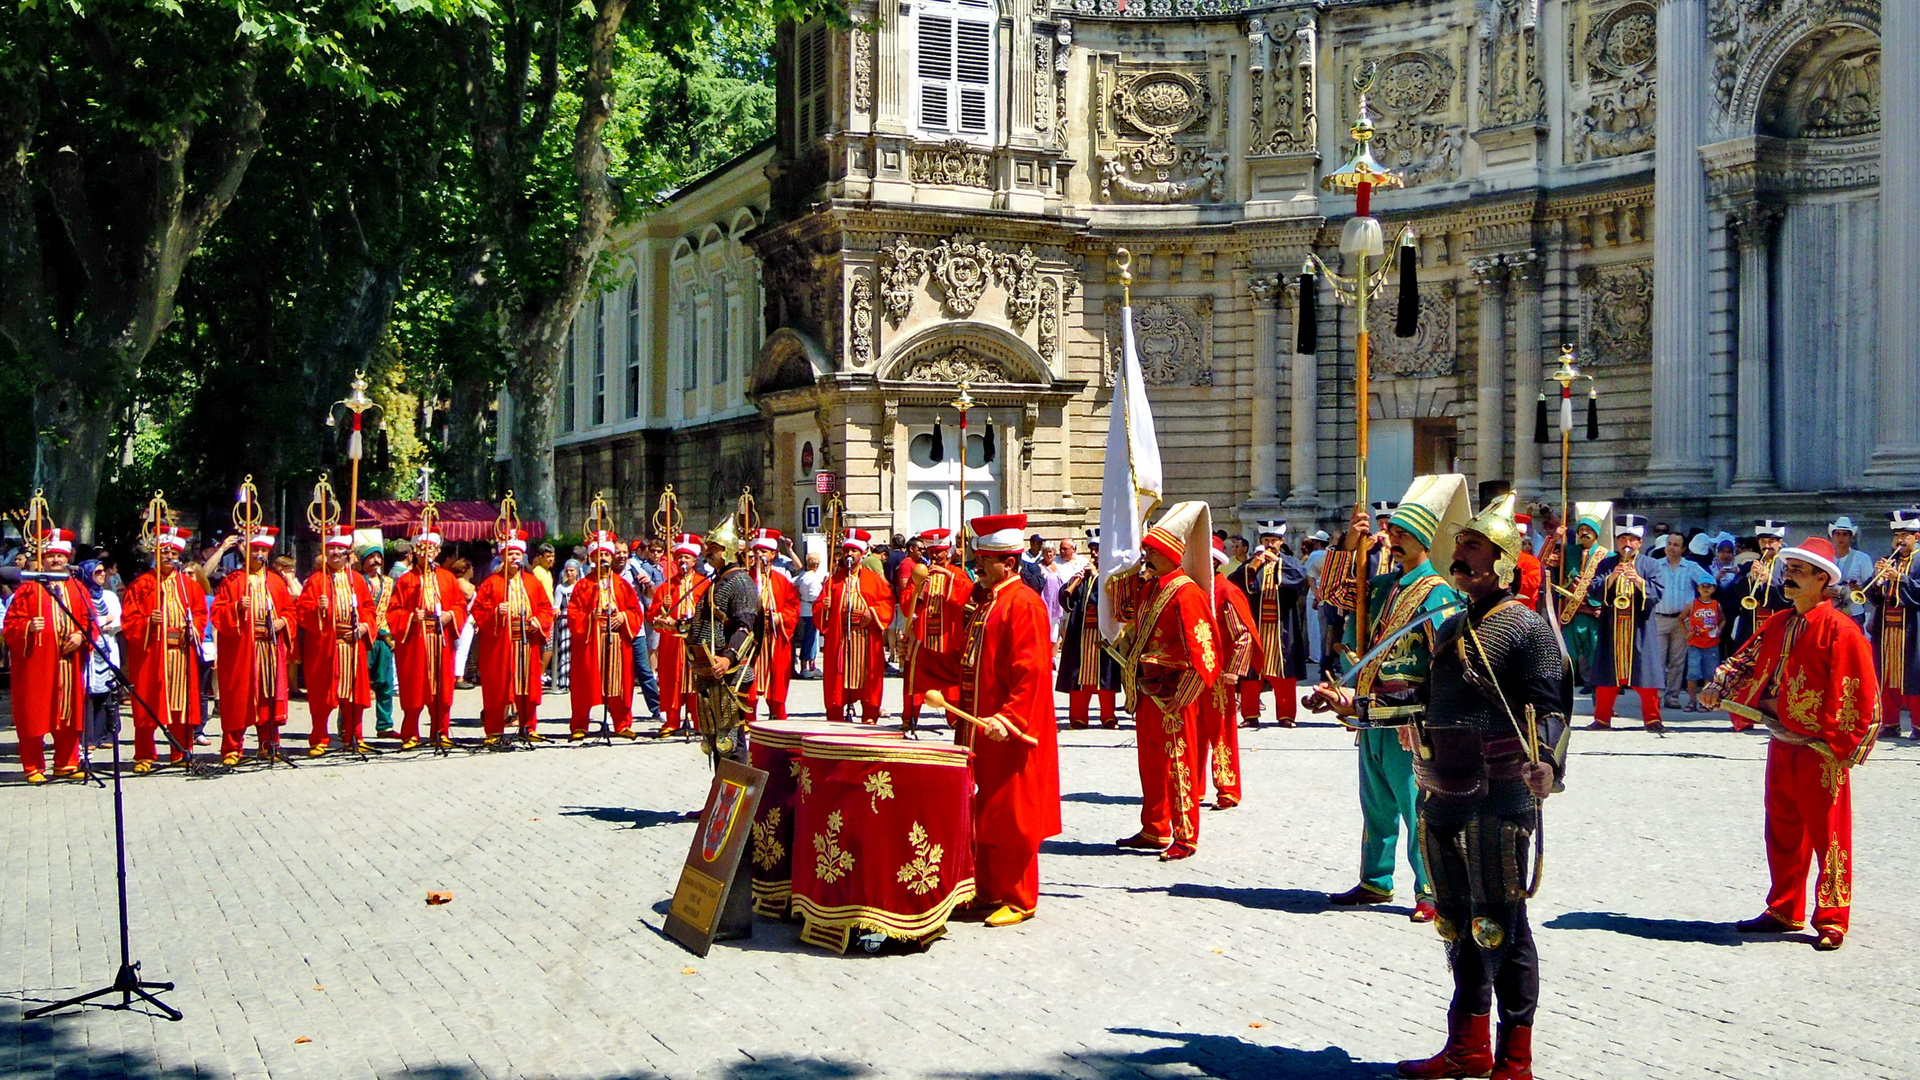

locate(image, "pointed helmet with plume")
(1454, 492), (1525, 588)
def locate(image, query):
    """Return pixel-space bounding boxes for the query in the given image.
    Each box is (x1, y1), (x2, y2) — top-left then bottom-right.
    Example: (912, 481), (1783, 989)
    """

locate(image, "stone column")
(1248, 276), (1281, 500)
(1643, 0), (1714, 491)
(1287, 278), (1320, 504)
(874, 0), (905, 132)
(1729, 205), (1780, 491)
(1868, 0), (1920, 483)
(1470, 256), (1509, 492)
(1509, 252), (1545, 496)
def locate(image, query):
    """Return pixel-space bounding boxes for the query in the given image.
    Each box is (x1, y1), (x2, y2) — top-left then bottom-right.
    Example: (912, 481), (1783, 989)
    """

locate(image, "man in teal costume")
(1309, 475), (1468, 924)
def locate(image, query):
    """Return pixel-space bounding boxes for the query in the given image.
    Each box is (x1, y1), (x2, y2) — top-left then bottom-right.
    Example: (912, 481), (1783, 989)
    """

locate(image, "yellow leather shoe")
(221, 752), (242, 767)
(481, 735), (499, 747)
(133, 761), (153, 775)
(352, 742), (375, 754)
(25, 770), (47, 785)
(434, 736), (454, 749)
(307, 745), (328, 758)
(618, 729), (640, 740)
(400, 738), (420, 751)
(569, 731), (588, 742)
(984, 905), (1033, 928)
(523, 731), (547, 743)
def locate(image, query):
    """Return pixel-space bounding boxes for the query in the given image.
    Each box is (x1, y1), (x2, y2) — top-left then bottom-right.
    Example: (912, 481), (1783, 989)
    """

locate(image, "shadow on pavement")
(932, 1028), (1390, 1080)
(1151, 883), (1335, 915)
(1544, 910), (1748, 946)
(559, 806), (694, 829)
(0, 1003), (200, 1079)
(1060, 790), (1139, 805)
(1040, 839), (1156, 857)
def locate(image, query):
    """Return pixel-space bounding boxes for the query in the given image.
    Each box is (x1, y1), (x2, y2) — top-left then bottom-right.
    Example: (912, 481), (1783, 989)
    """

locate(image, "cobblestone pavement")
(2, 677), (1916, 1080)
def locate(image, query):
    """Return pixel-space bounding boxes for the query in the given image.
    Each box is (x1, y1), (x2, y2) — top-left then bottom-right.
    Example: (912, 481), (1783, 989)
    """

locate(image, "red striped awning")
(345, 500), (548, 543)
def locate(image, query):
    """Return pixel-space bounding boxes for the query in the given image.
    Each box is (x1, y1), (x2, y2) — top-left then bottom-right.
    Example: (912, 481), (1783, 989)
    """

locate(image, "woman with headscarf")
(553, 558), (581, 692)
(76, 559), (124, 751)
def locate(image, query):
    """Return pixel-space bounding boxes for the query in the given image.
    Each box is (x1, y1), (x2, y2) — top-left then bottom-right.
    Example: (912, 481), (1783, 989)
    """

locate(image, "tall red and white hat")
(248, 526), (280, 550)
(919, 527), (953, 552)
(1211, 536), (1230, 566)
(500, 529), (529, 554)
(1779, 535), (1842, 585)
(155, 525), (192, 553)
(841, 528), (873, 553)
(673, 532), (703, 557)
(970, 514), (1027, 554)
(324, 525), (355, 550)
(39, 529), (75, 556)
(751, 528), (782, 553)
(587, 530), (620, 557)
(413, 525), (443, 547)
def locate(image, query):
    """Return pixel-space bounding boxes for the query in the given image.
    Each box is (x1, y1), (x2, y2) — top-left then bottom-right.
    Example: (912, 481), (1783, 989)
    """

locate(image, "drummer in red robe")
(387, 526), (469, 749)
(471, 530), (555, 743)
(3, 528), (95, 782)
(299, 526), (377, 756)
(212, 526), (297, 765)
(1113, 501), (1220, 861)
(651, 533), (708, 736)
(569, 530), (642, 739)
(901, 528), (972, 730)
(1702, 536), (1879, 951)
(1204, 537), (1257, 810)
(821, 528), (895, 723)
(920, 513), (1061, 926)
(122, 525), (207, 772)
(747, 528), (801, 721)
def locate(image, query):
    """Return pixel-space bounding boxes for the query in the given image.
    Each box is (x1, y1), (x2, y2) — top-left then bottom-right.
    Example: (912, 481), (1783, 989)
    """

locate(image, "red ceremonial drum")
(746, 720), (902, 917)
(790, 735), (976, 954)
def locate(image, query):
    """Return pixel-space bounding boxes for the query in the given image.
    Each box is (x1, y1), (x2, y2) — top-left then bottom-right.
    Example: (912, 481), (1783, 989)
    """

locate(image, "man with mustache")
(3, 527), (96, 782)
(1391, 494), (1570, 1080)
(1702, 534), (1879, 951)
(122, 525), (206, 772)
(471, 530), (555, 743)
(1586, 514), (1666, 733)
(388, 526), (469, 749)
(1865, 509), (1920, 739)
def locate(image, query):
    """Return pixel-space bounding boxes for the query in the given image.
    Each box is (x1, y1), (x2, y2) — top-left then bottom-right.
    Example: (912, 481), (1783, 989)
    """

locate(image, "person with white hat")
(902, 528), (972, 730)
(1866, 509), (1920, 738)
(1701, 535), (1879, 952)
(2, 525), (97, 782)
(387, 525), (470, 749)
(1825, 516), (1874, 625)
(820, 527), (895, 723)
(470, 529), (556, 744)
(212, 523), (298, 765)
(1112, 501), (1220, 861)
(746, 528), (800, 723)
(1053, 528), (1121, 728)
(1229, 520), (1309, 729)
(1586, 514), (1668, 734)
(121, 525), (208, 773)
(297, 525), (378, 756)
(1731, 519), (1792, 645)
(567, 530), (644, 739)
(650, 533), (711, 736)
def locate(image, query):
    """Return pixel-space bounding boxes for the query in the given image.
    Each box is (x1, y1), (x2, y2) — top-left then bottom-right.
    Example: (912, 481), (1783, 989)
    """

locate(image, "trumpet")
(1857, 550), (1914, 607)
(1741, 555), (1776, 611)
(1609, 560), (1638, 610)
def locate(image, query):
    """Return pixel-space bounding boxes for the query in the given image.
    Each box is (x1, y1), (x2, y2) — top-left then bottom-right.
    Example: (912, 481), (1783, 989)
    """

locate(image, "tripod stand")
(24, 577), (182, 1021)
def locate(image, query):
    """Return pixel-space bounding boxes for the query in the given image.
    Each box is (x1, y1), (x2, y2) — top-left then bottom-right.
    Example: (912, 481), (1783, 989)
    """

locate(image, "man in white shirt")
(1827, 516), (1875, 626)
(1647, 530), (1717, 706)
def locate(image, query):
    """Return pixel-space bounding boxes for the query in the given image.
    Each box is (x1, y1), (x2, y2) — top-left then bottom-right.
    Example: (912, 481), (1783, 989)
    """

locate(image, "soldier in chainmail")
(1397, 494), (1571, 1080)
(686, 542), (760, 764)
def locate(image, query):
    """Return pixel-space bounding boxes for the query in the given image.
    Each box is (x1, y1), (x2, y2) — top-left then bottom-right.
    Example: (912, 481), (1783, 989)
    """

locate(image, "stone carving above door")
(1341, 48), (1466, 185)
(1364, 281), (1457, 378)
(1102, 296), (1214, 387)
(1092, 57), (1230, 204)
(1567, 2), (1657, 163)
(1578, 260), (1654, 365)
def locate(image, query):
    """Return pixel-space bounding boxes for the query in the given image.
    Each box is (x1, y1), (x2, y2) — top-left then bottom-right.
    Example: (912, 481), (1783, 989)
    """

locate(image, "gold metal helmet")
(1458, 492), (1525, 588)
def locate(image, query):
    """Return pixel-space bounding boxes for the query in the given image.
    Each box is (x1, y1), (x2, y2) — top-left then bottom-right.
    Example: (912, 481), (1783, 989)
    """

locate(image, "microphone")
(10, 568), (74, 585)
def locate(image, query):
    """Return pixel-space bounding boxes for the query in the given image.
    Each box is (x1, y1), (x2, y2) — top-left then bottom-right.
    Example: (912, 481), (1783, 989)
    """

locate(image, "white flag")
(1097, 302), (1163, 641)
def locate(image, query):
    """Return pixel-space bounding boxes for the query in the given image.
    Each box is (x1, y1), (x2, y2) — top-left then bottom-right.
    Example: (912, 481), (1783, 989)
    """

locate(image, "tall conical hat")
(1143, 500), (1214, 607)
(1388, 473), (1472, 574)
(1573, 500), (1614, 544)
(1454, 492), (1524, 588)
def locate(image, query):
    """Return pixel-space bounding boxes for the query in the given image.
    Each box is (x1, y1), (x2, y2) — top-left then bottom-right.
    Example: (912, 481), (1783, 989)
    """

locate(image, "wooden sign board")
(665, 756), (769, 957)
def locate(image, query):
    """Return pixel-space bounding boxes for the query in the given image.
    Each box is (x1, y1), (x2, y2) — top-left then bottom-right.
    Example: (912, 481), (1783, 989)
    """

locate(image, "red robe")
(567, 570), (641, 730)
(1516, 550), (1545, 610)
(120, 569), (208, 734)
(919, 575), (1062, 912)
(653, 570), (711, 728)
(1122, 569), (1221, 848)
(471, 569), (555, 729)
(751, 567), (801, 719)
(212, 568), (297, 731)
(1717, 601), (1879, 935)
(297, 569), (376, 717)
(821, 565), (895, 720)
(905, 562), (973, 721)
(3, 576), (95, 772)
(1203, 573), (1257, 806)
(387, 564), (470, 717)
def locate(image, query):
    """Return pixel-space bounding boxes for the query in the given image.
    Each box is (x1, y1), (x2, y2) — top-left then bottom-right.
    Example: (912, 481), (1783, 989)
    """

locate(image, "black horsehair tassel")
(983, 419), (997, 464)
(929, 420), (945, 463)
(1394, 237), (1419, 338)
(1534, 394), (1550, 445)
(1586, 389), (1600, 441)
(1296, 270), (1318, 354)
(376, 424), (391, 473)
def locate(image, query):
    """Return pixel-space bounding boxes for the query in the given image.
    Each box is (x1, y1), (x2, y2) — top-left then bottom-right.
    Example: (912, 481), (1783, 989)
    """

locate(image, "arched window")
(625, 278), (642, 419)
(913, 0), (996, 143)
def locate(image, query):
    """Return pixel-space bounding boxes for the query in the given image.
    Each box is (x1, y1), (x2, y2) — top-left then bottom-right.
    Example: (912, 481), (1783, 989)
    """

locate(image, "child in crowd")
(1682, 579), (1725, 711)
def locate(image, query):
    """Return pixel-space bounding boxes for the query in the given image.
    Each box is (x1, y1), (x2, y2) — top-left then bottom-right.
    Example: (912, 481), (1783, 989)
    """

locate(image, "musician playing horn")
(1867, 508), (1920, 739)
(123, 524), (207, 773)
(388, 525), (469, 749)
(472, 529), (555, 744)
(212, 525), (296, 765)
(568, 530), (643, 739)
(3, 525), (96, 782)
(298, 525), (377, 756)
(1732, 519), (1792, 644)
(1585, 514), (1665, 734)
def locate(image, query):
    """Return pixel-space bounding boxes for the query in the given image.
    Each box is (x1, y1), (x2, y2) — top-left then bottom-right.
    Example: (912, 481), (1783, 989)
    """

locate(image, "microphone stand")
(24, 576), (183, 1021)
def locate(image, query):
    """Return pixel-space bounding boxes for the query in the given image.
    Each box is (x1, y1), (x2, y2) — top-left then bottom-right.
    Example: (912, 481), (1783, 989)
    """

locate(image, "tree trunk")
(506, 345), (560, 527)
(444, 376), (497, 500)
(31, 374), (118, 541)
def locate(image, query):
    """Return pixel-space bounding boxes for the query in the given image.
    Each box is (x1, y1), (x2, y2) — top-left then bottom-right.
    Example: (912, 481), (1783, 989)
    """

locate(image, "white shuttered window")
(914, 0), (995, 142)
(796, 23), (830, 145)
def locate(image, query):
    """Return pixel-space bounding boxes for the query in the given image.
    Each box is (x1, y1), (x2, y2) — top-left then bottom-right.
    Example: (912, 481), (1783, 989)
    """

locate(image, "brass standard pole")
(1353, 246), (1371, 645)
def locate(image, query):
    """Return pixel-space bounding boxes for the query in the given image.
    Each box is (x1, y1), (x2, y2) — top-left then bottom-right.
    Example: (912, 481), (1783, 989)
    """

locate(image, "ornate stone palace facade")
(541, 0), (1914, 542)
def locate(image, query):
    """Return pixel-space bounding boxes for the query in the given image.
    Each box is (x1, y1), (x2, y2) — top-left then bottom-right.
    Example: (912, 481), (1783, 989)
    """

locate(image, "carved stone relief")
(1034, 33), (1053, 136)
(1094, 61), (1229, 203)
(909, 140), (992, 187)
(879, 236), (929, 325)
(1366, 282), (1457, 378)
(930, 234), (996, 317)
(1102, 296), (1214, 387)
(852, 21), (872, 113)
(1567, 2), (1657, 162)
(1250, 12), (1318, 156)
(1344, 50), (1465, 185)
(1759, 32), (1880, 139)
(850, 275), (875, 367)
(1073, 0), (1249, 16)
(1707, 0), (1880, 127)
(1578, 261), (1654, 365)
(1585, 2), (1657, 79)
(901, 346), (1015, 385)
(1479, 0), (1546, 127)
(1038, 277), (1060, 362)
(878, 234), (1051, 328)
(1573, 73), (1656, 161)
